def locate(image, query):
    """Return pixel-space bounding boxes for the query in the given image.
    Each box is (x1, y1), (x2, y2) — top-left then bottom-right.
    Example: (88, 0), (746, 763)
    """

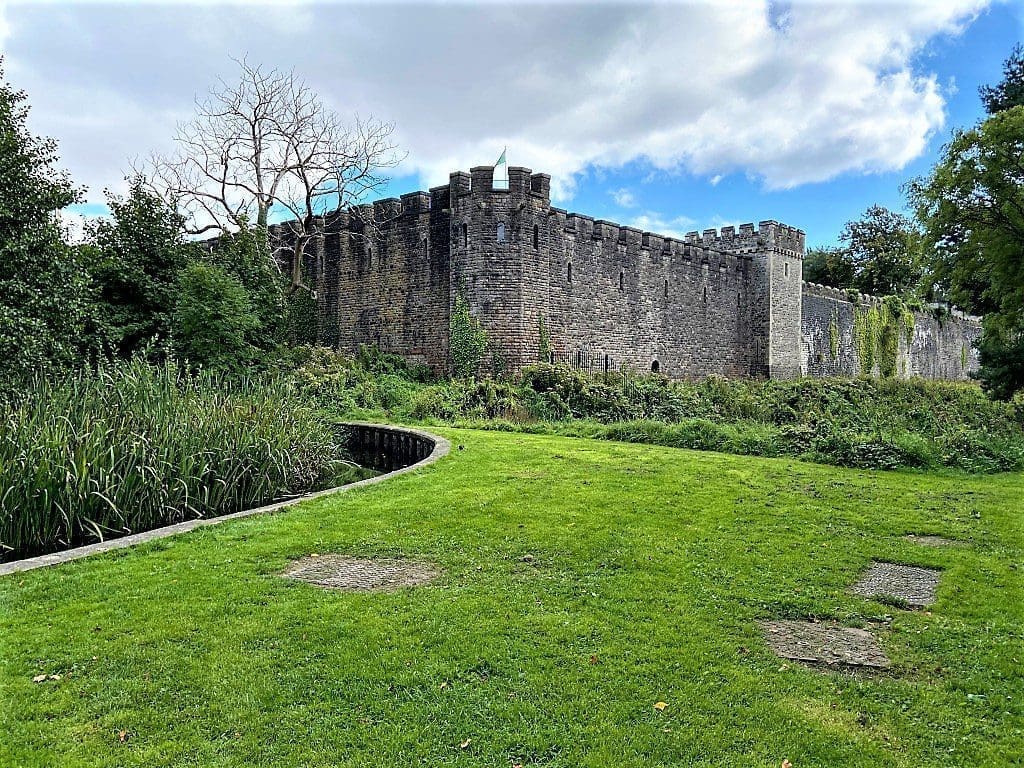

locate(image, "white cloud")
(610, 187), (638, 208)
(627, 212), (697, 240)
(0, 0), (991, 205)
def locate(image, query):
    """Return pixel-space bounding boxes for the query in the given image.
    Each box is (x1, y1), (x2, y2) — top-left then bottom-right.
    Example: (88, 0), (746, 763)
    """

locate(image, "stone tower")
(448, 165), (552, 373)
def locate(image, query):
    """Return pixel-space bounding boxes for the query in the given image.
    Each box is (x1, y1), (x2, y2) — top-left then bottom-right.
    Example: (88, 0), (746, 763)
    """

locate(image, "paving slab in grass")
(852, 561), (940, 608)
(761, 620), (890, 670)
(905, 534), (962, 548)
(282, 554), (439, 592)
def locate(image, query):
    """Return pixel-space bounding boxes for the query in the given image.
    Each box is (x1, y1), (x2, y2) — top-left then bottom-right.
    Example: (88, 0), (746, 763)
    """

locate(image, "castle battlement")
(265, 164), (975, 383)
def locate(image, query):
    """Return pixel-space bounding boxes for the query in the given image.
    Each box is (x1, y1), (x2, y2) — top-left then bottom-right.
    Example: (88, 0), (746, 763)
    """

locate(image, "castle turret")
(744, 221), (805, 378)
(449, 164), (552, 373)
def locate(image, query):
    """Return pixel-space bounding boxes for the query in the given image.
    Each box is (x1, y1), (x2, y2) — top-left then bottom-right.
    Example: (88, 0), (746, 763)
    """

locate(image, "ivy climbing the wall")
(828, 310), (840, 360)
(538, 316), (551, 362)
(449, 290), (488, 379)
(853, 296), (917, 378)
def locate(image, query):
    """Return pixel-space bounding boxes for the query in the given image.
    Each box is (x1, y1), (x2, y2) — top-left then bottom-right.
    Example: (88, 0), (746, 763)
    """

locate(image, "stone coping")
(0, 423), (450, 577)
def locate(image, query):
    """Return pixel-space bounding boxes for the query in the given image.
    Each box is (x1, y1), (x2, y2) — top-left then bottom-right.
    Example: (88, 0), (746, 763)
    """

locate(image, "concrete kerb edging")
(0, 423), (451, 577)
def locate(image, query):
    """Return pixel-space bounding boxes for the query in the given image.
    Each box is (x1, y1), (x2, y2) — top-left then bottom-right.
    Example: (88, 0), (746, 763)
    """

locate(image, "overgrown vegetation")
(0, 359), (356, 560)
(290, 351), (1024, 473)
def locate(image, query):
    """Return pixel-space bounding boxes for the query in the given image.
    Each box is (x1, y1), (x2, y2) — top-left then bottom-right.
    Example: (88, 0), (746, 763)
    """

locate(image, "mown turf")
(1, 429), (1022, 767)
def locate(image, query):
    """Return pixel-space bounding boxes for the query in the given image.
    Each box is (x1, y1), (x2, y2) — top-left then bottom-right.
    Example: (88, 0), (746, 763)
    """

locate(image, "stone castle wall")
(270, 165), (979, 383)
(800, 283), (981, 380)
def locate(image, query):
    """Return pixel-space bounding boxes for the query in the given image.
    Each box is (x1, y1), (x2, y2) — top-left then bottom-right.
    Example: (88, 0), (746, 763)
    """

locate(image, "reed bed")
(0, 360), (342, 560)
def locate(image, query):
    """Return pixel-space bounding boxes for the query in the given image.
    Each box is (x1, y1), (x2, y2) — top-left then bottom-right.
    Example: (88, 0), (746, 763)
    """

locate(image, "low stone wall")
(341, 423), (439, 472)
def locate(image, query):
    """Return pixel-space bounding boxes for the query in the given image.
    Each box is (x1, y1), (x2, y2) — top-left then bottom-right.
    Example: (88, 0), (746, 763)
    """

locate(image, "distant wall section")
(800, 283), (981, 380)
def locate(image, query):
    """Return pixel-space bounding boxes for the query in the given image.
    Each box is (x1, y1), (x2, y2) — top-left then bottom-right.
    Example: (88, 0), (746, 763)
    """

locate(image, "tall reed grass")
(0, 360), (342, 560)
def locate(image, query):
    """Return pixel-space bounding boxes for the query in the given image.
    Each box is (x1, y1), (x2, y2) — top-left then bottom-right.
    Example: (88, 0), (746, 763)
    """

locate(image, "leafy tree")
(802, 246), (856, 288)
(980, 43), (1024, 115)
(87, 178), (196, 357)
(0, 60), (89, 390)
(840, 205), (925, 296)
(204, 221), (286, 351)
(171, 261), (258, 370)
(909, 106), (1024, 398)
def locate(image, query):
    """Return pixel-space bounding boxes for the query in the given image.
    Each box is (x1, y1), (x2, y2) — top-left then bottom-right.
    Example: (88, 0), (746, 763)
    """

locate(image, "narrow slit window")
(533, 224), (539, 250)
(784, 261), (789, 278)
(664, 279), (668, 297)
(423, 238), (428, 258)
(619, 271), (624, 292)
(462, 222), (468, 248)
(567, 263), (573, 283)
(703, 285), (708, 302)
(496, 222), (506, 243)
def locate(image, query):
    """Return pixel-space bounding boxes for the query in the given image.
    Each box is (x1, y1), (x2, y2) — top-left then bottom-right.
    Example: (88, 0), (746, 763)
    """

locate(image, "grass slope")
(1, 430), (1022, 767)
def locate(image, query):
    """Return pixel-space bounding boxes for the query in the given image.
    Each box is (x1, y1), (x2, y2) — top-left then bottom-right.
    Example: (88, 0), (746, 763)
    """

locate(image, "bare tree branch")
(139, 58), (404, 291)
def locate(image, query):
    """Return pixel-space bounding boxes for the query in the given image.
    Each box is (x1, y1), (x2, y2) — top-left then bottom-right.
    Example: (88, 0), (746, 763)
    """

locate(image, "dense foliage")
(910, 106), (1024, 399)
(291, 352), (1024, 473)
(0, 360), (352, 560)
(0, 61), (90, 391)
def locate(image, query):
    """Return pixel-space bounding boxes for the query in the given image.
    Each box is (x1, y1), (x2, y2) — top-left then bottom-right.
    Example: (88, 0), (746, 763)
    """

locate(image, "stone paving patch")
(905, 534), (962, 548)
(851, 561), (940, 608)
(282, 554), (439, 592)
(761, 620), (890, 670)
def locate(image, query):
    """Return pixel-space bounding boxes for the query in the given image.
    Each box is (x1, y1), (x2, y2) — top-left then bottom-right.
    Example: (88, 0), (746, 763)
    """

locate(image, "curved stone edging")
(0, 423), (450, 577)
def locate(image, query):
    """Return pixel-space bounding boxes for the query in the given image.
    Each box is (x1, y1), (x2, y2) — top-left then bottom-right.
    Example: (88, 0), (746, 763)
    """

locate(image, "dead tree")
(141, 59), (401, 293)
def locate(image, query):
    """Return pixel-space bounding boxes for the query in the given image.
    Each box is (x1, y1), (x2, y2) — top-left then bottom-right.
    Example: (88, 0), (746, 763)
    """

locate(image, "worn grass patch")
(1, 429), (1021, 767)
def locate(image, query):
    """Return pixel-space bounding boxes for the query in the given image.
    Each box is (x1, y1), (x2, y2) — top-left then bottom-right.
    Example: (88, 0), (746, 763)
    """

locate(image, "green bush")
(0, 359), (346, 560)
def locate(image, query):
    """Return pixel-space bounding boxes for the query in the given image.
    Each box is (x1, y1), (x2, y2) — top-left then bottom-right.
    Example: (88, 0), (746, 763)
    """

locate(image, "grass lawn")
(1, 428), (1022, 767)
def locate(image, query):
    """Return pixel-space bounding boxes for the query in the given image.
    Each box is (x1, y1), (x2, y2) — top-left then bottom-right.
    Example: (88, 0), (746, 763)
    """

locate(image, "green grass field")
(1, 429), (1021, 767)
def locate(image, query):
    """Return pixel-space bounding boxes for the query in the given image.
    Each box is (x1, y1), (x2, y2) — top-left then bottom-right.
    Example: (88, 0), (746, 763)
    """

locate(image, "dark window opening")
(784, 261), (789, 278)
(533, 224), (539, 250)
(664, 279), (668, 297)
(651, 360), (660, 373)
(604, 354), (609, 374)
(462, 222), (468, 248)
(737, 292), (741, 306)
(619, 271), (624, 291)
(703, 285), (708, 302)
(423, 238), (428, 258)
(567, 263), (573, 283)
(496, 222), (506, 243)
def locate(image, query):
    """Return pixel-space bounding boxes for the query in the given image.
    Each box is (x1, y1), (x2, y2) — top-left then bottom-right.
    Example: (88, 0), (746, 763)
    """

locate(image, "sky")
(2, 0), (1022, 246)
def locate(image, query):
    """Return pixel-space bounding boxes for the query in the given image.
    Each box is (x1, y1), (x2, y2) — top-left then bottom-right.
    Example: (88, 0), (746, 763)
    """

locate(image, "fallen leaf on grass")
(654, 701), (668, 711)
(459, 738), (472, 749)
(118, 730), (129, 743)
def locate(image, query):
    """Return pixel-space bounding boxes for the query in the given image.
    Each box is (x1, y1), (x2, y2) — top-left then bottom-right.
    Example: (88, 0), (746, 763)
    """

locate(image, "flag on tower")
(493, 147), (509, 189)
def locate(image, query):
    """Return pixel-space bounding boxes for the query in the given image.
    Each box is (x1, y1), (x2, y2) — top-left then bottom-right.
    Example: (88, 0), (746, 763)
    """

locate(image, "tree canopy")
(0, 60), (89, 390)
(979, 43), (1024, 115)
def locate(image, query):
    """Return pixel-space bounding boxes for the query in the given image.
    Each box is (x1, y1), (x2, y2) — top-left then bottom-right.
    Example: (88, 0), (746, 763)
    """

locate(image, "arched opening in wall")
(533, 224), (539, 250)
(496, 222), (506, 243)
(567, 263), (572, 284)
(619, 271), (624, 292)
(651, 360), (660, 373)
(784, 261), (789, 278)
(664, 279), (668, 298)
(462, 222), (468, 248)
